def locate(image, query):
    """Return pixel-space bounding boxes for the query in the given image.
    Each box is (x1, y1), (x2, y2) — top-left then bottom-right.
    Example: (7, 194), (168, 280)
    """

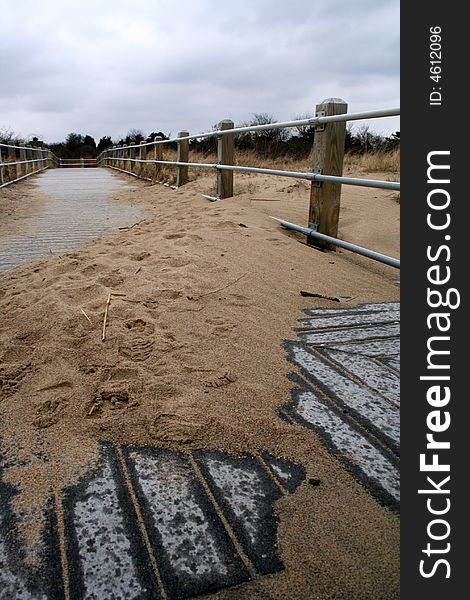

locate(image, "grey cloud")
(1, 0), (399, 142)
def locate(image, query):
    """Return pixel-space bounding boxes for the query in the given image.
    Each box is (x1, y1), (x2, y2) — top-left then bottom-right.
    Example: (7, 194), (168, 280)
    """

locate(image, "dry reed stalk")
(101, 292), (111, 341)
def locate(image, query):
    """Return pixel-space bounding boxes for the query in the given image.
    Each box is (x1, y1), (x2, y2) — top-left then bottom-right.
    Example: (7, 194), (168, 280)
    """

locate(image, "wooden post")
(131, 145), (136, 174)
(139, 141), (146, 178)
(0, 146), (4, 186)
(7, 145), (17, 180)
(26, 146), (33, 174)
(176, 131), (189, 187)
(217, 120), (234, 199)
(308, 98), (348, 249)
(153, 136), (163, 182)
(19, 144), (26, 177)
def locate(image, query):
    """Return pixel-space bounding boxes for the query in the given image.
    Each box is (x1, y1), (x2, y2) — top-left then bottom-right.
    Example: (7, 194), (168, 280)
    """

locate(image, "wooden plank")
(308, 98), (348, 249)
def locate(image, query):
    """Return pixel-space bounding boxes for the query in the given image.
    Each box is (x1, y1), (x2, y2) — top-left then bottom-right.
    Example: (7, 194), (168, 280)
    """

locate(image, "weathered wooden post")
(0, 146), (4, 186)
(7, 145), (17, 181)
(308, 97), (348, 248)
(19, 144), (27, 177)
(153, 136), (163, 182)
(130, 145), (136, 175)
(176, 131), (189, 187)
(26, 146), (34, 174)
(139, 141), (146, 178)
(217, 120), (234, 199)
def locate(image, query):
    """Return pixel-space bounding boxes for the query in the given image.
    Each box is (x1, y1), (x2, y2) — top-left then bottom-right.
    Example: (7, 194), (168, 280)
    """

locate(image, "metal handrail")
(97, 107), (400, 155)
(0, 142), (60, 188)
(272, 218), (400, 269)
(100, 158), (399, 191)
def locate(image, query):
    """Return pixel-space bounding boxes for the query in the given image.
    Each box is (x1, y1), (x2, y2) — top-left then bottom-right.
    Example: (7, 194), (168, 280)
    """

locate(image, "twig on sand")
(118, 219), (145, 231)
(111, 292), (127, 297)
(300, 290), (340, 302)
(102, 292), (111, 341)
(189, 273), (248, 301)
(135, 267), (142, 274)
(80, 308), (92, 323)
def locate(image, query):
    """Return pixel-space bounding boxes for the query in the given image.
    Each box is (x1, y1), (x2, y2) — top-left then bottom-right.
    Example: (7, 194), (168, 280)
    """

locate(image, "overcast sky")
(0, 0), (399, 143)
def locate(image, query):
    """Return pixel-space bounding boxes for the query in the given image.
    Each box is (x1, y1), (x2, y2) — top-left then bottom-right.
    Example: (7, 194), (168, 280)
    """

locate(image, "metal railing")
(59, 158), (97, 168)
(97, 100), (400, 268)
(0, 142), (60, 188)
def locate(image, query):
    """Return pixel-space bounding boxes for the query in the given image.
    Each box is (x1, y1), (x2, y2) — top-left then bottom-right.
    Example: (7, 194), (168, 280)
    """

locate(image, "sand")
(0, 169), (400, 598)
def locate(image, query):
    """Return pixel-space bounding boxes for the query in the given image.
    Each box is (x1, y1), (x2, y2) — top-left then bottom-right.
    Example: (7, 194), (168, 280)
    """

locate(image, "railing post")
(153, 136), (163, 182)
(7, 145), (17, 181)
(130, 145), (136, 175)
(139, 141), (146, 178)
(0, 146), (4, 186)
(19, 144), (26, 177)
(308, 97), (348, 248)
(217, 119), (234, 199)
(176, 131), (189, 187)
(26, 146), (33, 174)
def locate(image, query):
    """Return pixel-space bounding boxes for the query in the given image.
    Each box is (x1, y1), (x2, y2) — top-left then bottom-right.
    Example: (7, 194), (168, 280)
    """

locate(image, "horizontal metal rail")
(105, 164), (153, 181)
(272, 217), (400, 269)
(100, 157), (399, 191)
(0, 142), (46, 150)
(97, 107), (400, 154)
(0, 142), (59, 188)
(0, 158), (50, 167)
(0, 166), (49, 189)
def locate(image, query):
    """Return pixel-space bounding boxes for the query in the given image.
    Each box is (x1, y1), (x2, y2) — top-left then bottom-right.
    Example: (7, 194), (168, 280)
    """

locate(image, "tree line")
(1, 116), (399, 160)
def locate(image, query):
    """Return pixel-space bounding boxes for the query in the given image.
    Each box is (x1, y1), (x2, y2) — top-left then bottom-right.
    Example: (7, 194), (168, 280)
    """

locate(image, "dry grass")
(108, 147), (400, 187)
(344, 149), (400, 174)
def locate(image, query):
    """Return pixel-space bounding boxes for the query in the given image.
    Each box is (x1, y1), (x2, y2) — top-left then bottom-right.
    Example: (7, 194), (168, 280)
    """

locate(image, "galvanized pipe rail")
(59, 158), (97, 168)
(102, 157), (399, 191)
(100, 107), (399, 151)
(272, 218), (400, 269)
(0, 142), (60, 188)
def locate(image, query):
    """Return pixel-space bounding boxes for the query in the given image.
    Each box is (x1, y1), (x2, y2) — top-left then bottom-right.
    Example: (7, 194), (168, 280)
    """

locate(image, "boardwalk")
(0, 170), (142, 274)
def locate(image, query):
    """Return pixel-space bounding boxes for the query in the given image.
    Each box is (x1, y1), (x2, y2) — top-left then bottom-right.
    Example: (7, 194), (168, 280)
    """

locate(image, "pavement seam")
(114, 445), (169, 600)
(186, 451), (258, 579)
(252, 451), (288, 495)
(287, 369), (399, 462)
(309, 345), (399, 409)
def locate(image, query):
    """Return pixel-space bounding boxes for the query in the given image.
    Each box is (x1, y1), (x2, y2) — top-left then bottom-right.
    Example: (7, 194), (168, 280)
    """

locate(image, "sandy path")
(0, 169), (399, 598)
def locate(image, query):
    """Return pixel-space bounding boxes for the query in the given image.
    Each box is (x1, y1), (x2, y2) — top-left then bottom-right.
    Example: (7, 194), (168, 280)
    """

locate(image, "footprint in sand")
(163, 257), (191, 268)
(105, 367), (140, 381)
(119, 319), (155, 361)
(0, 362), (35, 400)
(205, 316), (237, 337)
(152, 412), (209, 443)
(32, 397), (69, 429)
(97, 274), (125, 288)
(204, 371), (237, 388)
(80, 264), (101, 276)
(86, 384), (139, 418)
